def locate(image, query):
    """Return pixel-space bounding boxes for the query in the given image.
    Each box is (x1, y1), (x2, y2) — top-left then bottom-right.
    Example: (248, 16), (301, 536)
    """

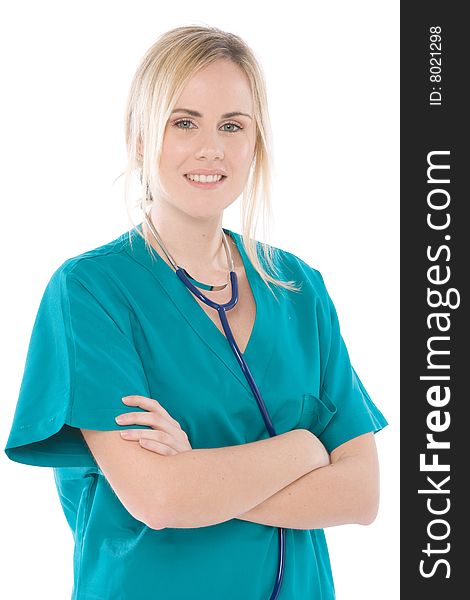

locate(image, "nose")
(194, 129), (224, 161)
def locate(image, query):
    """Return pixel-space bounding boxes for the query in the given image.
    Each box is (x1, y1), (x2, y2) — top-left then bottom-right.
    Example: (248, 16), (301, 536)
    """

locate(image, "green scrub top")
(4, 224), (388, 600)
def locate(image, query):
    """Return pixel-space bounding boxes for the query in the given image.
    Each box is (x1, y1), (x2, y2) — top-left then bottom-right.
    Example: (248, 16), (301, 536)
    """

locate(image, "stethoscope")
(143, 212), (286, 600)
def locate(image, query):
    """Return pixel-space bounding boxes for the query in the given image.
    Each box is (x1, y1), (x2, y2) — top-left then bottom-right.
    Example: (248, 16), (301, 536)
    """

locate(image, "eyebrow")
(171, 108), (252, 119)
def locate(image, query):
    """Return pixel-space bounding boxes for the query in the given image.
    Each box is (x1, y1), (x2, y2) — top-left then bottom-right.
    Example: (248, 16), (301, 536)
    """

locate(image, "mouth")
(183, 174), (227, 189)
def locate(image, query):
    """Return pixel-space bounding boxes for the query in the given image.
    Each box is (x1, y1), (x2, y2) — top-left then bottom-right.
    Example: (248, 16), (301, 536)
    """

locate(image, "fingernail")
(115, 416), (125, 423)
(120, 431), (130, 437)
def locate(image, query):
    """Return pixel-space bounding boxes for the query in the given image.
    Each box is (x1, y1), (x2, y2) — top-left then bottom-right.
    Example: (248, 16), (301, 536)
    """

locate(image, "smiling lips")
(184, 173), (227, 188)
(186, 173), (224, 183)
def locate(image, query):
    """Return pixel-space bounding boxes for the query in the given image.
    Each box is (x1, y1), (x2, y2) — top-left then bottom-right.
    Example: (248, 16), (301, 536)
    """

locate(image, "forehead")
(176, 60), (253, 113)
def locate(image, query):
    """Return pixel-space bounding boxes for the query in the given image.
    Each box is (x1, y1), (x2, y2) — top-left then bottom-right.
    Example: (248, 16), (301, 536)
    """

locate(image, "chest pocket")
(302, 391), (337, 437)
(264, 391), (334, 437)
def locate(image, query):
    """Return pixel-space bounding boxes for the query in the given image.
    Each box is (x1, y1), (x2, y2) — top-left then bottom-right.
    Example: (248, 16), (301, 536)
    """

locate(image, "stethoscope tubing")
(175, 266), (286, 600)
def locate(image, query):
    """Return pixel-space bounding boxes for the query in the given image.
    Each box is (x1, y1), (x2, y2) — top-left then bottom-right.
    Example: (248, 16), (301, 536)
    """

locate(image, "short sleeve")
(4, 263), (151, 468)
(309, 271), (388, 454)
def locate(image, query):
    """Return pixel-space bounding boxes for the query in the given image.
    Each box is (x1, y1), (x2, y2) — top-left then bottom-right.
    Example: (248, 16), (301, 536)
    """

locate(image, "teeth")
(186, 173), (223, 183)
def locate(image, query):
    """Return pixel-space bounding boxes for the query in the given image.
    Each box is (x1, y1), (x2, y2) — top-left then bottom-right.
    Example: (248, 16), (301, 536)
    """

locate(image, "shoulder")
(42, 229), (138, 309)
(48, 229), (135, 286)
(249, 234), (329, 301)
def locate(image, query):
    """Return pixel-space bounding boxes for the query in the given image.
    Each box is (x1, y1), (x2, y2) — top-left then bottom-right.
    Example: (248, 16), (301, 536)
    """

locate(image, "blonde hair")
(120, 25), (301, 295)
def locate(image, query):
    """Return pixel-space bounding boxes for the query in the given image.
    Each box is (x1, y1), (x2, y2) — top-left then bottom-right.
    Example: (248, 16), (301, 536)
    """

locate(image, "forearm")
(235, 454), (379, 530)
(157, 429), (322, 529)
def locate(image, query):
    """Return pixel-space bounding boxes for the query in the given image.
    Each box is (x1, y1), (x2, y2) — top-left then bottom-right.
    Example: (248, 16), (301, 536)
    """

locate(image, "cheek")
(161, 137), (185, 164)
(160, 129), (191, 166)
(231, 137), (255, 165)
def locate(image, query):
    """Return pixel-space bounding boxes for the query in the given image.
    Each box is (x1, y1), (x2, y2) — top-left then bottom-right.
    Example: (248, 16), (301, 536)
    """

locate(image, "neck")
(142, 203), (235, 278)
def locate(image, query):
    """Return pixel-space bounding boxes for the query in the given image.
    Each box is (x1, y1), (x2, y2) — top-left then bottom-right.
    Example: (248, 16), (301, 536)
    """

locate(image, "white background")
(0, 1), (399, 598)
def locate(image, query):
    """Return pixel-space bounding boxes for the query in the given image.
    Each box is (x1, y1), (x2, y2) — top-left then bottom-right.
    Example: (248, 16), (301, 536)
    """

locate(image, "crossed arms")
(150, 429), (380, 530)
(82, 427), (380, 531)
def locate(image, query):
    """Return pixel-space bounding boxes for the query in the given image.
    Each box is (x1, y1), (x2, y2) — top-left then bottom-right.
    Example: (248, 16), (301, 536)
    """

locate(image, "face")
(156, 59), (257, 220)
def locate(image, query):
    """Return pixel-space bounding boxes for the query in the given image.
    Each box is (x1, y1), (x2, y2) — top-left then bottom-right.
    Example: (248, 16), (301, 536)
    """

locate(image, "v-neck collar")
(121, 223), (277, 393)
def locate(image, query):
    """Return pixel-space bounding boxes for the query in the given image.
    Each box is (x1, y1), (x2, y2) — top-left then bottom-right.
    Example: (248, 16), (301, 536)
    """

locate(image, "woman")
(4, 25), (388, 600)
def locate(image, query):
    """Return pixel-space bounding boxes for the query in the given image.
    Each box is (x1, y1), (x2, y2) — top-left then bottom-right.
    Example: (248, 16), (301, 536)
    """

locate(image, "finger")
(120, 428), (174, 445)
(122, 396), (182, 429)
(116, 412), (182, 438)
(139, 437), (178, 455)
(120, 428), (189, 453)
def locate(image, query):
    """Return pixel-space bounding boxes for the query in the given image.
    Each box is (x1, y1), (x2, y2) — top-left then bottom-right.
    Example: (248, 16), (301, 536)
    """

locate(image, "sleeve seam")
(60, 270), (78, 425)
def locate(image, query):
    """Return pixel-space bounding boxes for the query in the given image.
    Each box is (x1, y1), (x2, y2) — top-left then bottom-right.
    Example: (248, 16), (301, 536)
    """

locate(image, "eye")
(174, 119), (196, 130)
(172, 119), (243, 133)
(221, 122), (243, 133)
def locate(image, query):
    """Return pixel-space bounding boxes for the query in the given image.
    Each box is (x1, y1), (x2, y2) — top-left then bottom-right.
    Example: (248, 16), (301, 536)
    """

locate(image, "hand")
(115, 395), (192, 455)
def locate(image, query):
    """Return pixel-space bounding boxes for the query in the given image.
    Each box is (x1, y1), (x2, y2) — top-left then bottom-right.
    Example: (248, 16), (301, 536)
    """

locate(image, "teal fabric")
(4, 224), (388, 599)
